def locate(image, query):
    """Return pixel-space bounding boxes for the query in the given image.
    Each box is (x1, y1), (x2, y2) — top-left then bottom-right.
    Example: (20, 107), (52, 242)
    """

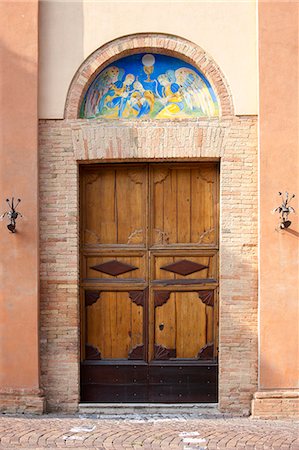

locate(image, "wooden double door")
(80, 162), (219, 402)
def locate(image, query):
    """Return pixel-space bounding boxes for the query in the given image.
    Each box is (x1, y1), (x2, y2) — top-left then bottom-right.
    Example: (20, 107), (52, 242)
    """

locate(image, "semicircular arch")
(64, 33), (234, 119)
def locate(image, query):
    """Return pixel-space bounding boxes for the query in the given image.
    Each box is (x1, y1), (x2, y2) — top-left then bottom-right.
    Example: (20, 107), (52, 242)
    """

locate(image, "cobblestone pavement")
(0, 413), (298, 450)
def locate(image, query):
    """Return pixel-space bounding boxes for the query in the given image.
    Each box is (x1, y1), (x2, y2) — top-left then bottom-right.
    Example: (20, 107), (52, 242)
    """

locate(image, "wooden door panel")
(190, 166), (217, 244)
(115, 168), (146, 245)
(83, 253), (147, 282)
(85, 290), (144, 360)
(151, 252), (218, 283)
(148, 364), (217, 403)
(154, 294), (176, 353)
(153, 290), (216, 360)
(81, 362), (217, 403)
(82, 166), (147, 246)
(151, 165), (218, 246)
(81, 363), (149, 403)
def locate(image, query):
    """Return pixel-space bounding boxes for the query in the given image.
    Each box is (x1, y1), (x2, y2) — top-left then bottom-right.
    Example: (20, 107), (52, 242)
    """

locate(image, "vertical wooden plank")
(113, 292), (131, 357)
(197, 295), (208, 352)
(207, 256), (212, 279)
(116, 168), (146, 245)
(148, 288), (154, 361)
(190, 165), (218, 245)
(163, 168), (177, 244)
(107, 291), (116, 358)
(102, 292), (113, 358)
(97, 293), (108, 357)
(151, 167), (166, 245)
(86, 292), (110, 357)
(131, 303), (143, 349)
(205, 168), (215, 243)
(84, 172), (99, 244)
(99, 169), (116, 224)
(84, 169), (118, 245)
(115, 169), (127, 244)
(80, 289), (85, 361)
(213, 289), (219, 357)
(80, 168), (85, 247)
(191, 167), (202, 243)
(206, 305), (213, 343)
(154, 295), (176, 350)
(176, 291), (207, 358)
(175, 292), (183, 357)
(128, 167), (146, 245)
(177, 168), (191, 243)
(215, 163), (220, 246)
(200, 165), (216, 245)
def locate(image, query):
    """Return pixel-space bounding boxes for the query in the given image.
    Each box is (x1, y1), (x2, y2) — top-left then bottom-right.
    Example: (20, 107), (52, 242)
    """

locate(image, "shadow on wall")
(38, 0), (85, 118)
(285, 228), (299, 238)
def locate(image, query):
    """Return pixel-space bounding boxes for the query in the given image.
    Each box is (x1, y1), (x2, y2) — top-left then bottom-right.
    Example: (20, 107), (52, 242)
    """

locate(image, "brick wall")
(39, 121), (79, 412)
(252, 391), (299, 419)
(0, 388), (45, 414)
(39, 116), (258, 413)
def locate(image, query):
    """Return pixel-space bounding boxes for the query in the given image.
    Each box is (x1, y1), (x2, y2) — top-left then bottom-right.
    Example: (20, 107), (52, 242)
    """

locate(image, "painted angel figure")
(155, 72), (184, 118)
(84, 66), (125, 117)
(175, 68), (217, 117)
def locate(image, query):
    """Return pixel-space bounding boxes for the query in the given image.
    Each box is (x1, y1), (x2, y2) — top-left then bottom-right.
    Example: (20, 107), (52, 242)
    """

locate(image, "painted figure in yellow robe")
(156, 74), (184, 118)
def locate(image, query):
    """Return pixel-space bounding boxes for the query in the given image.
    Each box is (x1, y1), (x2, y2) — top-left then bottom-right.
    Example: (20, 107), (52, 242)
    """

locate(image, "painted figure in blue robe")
(105, 74), (135, 117)
(129, 90), (155, 118)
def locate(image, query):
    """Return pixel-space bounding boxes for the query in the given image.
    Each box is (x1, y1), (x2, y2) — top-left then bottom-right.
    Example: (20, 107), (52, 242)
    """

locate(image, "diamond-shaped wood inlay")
(160, 259), (208, 276)
(90, 260), (138, 276)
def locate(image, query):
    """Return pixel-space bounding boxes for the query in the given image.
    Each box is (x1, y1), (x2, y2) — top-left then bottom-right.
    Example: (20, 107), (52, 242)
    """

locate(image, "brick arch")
(64, 33), (234, 119)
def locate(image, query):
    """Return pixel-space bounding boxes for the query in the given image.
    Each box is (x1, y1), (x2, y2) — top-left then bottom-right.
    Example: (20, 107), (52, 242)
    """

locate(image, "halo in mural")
(80, 53), (219, 119)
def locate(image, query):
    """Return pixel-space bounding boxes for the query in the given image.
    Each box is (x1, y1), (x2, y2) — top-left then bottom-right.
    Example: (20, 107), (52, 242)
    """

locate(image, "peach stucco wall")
(0, 1), (39, 390)
(38, 0), (257, 118)
(259, 2), (299, 389)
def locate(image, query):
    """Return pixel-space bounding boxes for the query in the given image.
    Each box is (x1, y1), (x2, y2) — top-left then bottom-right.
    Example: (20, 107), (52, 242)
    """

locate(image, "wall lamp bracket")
(1, 197), (22, 233)
(273, 192), (296, 229)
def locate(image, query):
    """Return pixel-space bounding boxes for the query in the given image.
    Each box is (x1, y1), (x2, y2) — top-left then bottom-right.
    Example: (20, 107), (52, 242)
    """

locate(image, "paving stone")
(0, 413), (298, 449)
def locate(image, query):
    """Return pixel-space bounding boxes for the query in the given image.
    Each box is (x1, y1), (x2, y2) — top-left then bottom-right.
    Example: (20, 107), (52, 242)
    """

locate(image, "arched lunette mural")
(80, 53), (219, 119)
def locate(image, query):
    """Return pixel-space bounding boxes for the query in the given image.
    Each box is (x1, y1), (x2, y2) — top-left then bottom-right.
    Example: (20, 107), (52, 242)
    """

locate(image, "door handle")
(159, 323), (164, 331)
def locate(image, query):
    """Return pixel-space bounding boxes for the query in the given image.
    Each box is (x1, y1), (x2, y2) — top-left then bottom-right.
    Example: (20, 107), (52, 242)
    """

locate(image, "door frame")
(79, 160), (220, 403)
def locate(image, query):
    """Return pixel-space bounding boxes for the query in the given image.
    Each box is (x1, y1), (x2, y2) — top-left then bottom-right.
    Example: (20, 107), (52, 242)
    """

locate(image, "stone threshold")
(79, 402), (220, 415)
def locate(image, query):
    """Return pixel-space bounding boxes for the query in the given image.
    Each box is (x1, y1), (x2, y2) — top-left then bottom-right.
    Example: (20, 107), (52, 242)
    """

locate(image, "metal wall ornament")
(273, 192), (296, 229)
(0, 198), (22, 233)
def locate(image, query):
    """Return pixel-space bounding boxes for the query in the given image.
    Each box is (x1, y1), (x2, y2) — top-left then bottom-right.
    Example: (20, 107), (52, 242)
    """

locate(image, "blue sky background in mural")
(81, 53), (219, 119)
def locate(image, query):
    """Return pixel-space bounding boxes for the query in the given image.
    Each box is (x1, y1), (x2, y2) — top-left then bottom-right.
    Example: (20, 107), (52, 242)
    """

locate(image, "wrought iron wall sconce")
(1, 198), (22, 233)
(273, 192), (295, 229)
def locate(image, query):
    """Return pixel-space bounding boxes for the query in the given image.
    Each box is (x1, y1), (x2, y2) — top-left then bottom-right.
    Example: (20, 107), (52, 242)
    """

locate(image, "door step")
(79, 403), (220, 416)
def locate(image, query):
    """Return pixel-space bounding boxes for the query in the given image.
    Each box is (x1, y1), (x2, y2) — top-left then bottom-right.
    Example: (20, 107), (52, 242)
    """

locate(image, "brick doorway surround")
(39, 34), (258, 414)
